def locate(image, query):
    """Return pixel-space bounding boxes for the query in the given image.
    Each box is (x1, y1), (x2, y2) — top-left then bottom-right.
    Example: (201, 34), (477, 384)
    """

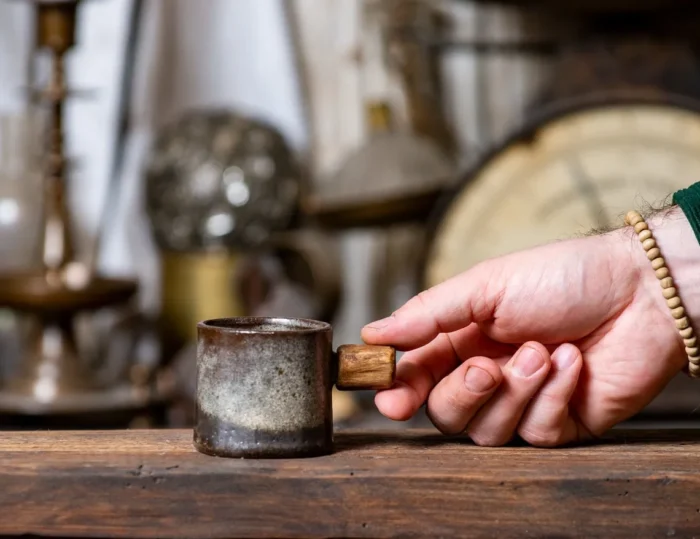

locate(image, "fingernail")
(364, 316), (393, 330)
(464, 366), (496, 393)
(553, 345), (578, 370)
(512, 346), (545, 377)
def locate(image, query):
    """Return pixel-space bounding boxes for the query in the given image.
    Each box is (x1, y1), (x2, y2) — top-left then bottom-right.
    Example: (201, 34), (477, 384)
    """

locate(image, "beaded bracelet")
(624, 210), (699, 378)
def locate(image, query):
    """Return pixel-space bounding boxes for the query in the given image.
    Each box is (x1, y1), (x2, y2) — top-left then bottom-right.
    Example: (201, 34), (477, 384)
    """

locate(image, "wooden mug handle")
(334, 345), (396, 390)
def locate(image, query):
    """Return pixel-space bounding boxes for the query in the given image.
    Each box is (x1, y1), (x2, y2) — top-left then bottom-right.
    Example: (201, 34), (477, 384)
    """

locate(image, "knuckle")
(470, 288), (494, 321)
(467, 429), (511, 447)
(518, 424), (561, 448)
(434, 421), (461, 436)
(415, 289), (433, 307)
(407, 291), (442, 333)
(414, 290), (437, 317)
(426, 407), (461, 436)
(415, 289), (467, 334)
(443, 391), (465, 414)
(517, 400), (568, 447)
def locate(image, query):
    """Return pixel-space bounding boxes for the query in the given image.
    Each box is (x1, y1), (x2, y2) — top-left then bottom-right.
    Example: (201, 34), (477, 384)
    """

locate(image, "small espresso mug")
(193, 317), (395, 458)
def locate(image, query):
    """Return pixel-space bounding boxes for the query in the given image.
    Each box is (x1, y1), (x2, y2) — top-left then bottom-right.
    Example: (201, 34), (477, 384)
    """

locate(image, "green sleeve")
(673, 182), (700, 244)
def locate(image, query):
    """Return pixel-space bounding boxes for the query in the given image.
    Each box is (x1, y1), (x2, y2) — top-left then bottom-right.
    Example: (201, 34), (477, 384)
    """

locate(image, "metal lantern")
(144, 109), (302, 251)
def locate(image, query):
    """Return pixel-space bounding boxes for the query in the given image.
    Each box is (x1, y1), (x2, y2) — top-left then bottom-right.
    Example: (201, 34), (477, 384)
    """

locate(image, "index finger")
(361, 261), (503, 351)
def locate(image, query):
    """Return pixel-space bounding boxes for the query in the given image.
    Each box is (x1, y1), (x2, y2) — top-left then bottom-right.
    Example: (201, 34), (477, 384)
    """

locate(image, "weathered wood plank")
(2, 429), (700, 538)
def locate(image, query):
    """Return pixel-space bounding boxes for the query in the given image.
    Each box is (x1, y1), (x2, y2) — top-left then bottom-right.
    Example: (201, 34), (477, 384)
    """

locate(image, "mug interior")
(199, 317), (330, 334)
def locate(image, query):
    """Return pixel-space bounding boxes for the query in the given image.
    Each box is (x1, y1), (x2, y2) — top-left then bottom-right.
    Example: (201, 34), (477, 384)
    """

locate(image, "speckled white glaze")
(195, 318), (333, 433)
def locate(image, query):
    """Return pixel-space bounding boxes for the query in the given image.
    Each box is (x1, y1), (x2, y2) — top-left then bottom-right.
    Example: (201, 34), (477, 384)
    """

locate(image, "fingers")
(361, 262), (502, 351)
(517, 344), (584, 447)
(425, 342), (585, 447)
(425, 356), (503, 434)
(462, 342), (552, 446)
(380, 335), (586, 448)
(374, 325), (515, 421)
(375, 333), (458, 421)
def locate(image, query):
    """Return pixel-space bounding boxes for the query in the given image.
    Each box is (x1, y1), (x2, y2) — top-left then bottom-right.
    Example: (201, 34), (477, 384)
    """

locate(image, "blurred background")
(1, 0), (700, 431)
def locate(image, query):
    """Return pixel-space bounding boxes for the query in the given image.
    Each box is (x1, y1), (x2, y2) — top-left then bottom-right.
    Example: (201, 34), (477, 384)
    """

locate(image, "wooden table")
(2, 429), (700, 538)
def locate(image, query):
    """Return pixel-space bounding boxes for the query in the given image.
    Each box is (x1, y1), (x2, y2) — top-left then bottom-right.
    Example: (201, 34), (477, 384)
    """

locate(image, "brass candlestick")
(0, 0), (160, 420)
(37, 0), (76, 277)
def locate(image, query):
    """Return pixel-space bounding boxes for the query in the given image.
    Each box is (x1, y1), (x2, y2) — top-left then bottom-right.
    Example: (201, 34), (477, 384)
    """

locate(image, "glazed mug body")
(193, 317), (334, 458)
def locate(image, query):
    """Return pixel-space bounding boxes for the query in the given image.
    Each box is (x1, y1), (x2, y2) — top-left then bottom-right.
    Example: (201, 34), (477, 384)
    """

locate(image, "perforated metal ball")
(144, 109), (301, 251)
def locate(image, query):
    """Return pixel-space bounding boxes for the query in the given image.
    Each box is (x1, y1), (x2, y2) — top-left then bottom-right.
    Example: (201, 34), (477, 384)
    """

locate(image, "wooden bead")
(626, 211), (643, 226)
(671, 306), (686, 319)
(638, 229), (652, 241)
(680, 327), (695, 339)
(624, 208), (700, 380)
(336, 344), (396, 390)
(651, 257), (666, 270)
(641, 238), (656, 251)
(675, 317), (690, 330)
(655, 267), (670, 279)
(646, 247), (661, 260)
(634, 222), (649, 233)
(667, 296), (682, 309)
(663, 287), (677, 299)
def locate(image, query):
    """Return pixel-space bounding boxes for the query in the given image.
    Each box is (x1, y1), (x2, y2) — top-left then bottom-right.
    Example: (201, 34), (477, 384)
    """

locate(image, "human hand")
(361, 207), (700, 447)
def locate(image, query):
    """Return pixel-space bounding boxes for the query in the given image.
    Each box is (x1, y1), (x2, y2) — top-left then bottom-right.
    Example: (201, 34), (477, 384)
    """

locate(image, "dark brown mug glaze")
(193, 317), (334, 458)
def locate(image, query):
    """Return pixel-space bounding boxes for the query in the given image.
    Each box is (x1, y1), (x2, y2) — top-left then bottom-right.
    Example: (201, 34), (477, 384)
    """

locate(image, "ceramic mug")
(193, 316), (395, 458)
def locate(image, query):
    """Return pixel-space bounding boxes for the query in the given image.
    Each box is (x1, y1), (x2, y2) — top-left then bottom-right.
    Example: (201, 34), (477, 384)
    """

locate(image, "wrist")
(623, 205), (700, 370)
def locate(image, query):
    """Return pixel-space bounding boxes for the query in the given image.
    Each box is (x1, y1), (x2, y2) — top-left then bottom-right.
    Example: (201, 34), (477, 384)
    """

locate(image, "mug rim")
(197, 316), (331, 335)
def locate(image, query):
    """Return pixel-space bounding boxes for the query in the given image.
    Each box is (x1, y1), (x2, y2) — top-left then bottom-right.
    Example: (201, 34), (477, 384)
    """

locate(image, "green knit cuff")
(673, 182), (700, 246)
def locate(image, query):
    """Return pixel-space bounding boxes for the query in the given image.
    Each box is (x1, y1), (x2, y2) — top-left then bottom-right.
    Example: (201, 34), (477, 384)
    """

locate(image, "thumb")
(361, 260), (504, 351)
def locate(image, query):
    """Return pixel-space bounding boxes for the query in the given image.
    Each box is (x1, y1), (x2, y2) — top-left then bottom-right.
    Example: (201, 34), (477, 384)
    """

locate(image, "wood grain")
(336, 344), (396, 390)
(2, 429), (700, 538)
